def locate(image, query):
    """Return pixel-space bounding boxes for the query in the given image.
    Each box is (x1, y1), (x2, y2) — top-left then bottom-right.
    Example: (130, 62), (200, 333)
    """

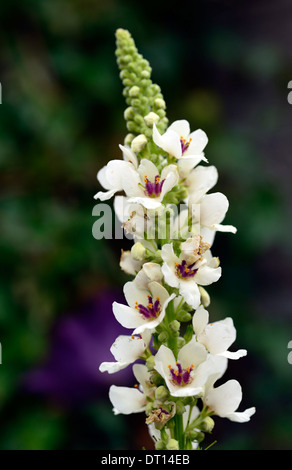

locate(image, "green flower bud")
(176, 336), (186, 349)
(151, 371), (164, 386)
(156, 109), (166, 118)
(155, 440), (165, 450)
(154, 249), (162, 262)
(154, 98), (166, 109)
(145, 402), (153, 416)
(158, 331), (168, 343)
(184, 324), (194, 344)
(169, 320), (180, 332)
(199, 286), (211, 307)
(182, 396), (197, 406)
(131, 134), (147, 153)
(176, 310), (192, 322)
(201, 417), (215, 433)
(144, 111), (160, 127)
(129, 85), (140, 97)
(124, 106), (135, 120)
(175, 401), (186, 415)
(155, 385), (169, 402)
(130, 98), (141, 108)
(141, 70), (151, 79)
(127, 120), (138, 132)
(166, 439), (179, 450)
(146, 355), (155, 371)
(195, 431), (205, 443)
(134, 114), (144, 125)
(188, 429), (199, 440)
(124, 133), (135, 146)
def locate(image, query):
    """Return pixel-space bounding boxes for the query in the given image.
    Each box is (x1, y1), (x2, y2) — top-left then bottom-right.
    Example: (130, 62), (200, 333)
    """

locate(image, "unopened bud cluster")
(116, 28), (168, 162)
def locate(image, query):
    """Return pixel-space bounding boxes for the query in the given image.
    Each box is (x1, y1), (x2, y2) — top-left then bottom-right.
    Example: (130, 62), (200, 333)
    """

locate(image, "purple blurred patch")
(22, 288), (134, 406)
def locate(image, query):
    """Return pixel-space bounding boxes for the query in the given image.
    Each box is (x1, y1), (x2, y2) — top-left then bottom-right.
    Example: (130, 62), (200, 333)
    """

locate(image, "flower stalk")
(97, 29), (255, 450)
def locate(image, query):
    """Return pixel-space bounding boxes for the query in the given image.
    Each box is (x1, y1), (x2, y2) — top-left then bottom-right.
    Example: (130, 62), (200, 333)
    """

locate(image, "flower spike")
(95, 29), (255, 451)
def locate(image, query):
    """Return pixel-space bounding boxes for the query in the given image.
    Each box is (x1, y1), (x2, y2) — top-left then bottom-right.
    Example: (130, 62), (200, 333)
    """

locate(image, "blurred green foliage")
(0, 0), (292, 450)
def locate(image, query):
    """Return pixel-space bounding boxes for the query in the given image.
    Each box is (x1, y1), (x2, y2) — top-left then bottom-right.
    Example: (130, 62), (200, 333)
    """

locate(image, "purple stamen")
(180, 136), (192, 155)
(144, 175), (165, 198)
(168, 362), (194, 387)
(135, 296), (162, 320)
(175, 259), (198, 279)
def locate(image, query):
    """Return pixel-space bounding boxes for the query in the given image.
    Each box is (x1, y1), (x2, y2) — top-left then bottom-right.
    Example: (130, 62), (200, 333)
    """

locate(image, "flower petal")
(109, 385), (146, 414)
(123, 281), (149, 308)
(167, 119), (190, 138)
(148, 281), (171, 307)
(195, 265), (222, 286)
(185, 129), (208, 156)
(154, 344), (176, 380)
(119, 144), (138, 168)
(112, 302), (147, 330)
(199, 317), (236, 355)
(204, 355), (229, 392)
(94, 188), (117, 201)
(178, 155), (208, 175)
(138, 159), (159, 182)
(128, 196), (162, 210)
(133, 363), (152, 393)
(99, 361), (130, 374)
(110, 335), (147, 363)
(187, 165), (218, 203)
(178, 338), (207, 369)
(120, 250), (142, 275)
(153, 124), (182, 158)
(212, 223), (237, 234)
(160, 169), (180, 200)
(161, 262), (180, 288)
(134, 262), (163, 290)
(206, 379), (243, 417)
(192, 305), (209, 337)
(219, 349), (247, 360)
(200, 192), (229, 227)
(179, 279), (201, 309)
(161, 243), (179, 266)
(226, 407), (256, 423)
(122, 166), (144, 198)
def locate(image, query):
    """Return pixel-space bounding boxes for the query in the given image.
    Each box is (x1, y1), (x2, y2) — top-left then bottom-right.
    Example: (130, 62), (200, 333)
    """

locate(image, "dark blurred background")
(0, 0), (292, 450)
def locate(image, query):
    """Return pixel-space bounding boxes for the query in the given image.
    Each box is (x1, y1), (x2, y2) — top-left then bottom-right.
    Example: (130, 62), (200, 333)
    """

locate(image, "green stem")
(174, 414), (184, 449)
(165, 300), (178, 358)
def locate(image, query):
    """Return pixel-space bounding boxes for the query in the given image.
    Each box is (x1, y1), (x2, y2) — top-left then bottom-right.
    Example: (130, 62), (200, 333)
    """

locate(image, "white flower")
(192, 305), (247, 359)
(112, 281), (175, 335)
(109, 364), (154, 415)
(185, 165), (218, 201)
(161, 238), (221, 309)
(154, 339), (209, 397)
(114, 196), (155, 239)
(124, 159), (179, 210)
(204, 378), (256, 423)
(189, 191), (237, 246)
(94, 145), (138, 201)
(200, 355), (255, 422)
(119, 239), (159, 276)
(99, 331), (151, 374)
(153, 119), (208, 169)
(119, 249), (143, 275)
(134, 262), (163, 290)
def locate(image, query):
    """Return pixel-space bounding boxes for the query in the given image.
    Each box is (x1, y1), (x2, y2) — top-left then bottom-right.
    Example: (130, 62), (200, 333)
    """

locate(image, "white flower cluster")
(96, 118), (255, 450)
